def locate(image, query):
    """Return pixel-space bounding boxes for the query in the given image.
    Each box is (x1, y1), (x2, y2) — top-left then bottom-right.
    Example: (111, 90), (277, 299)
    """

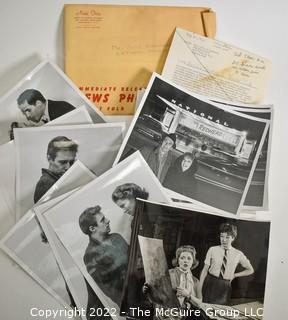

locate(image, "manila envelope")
(64, 4), (216, 115)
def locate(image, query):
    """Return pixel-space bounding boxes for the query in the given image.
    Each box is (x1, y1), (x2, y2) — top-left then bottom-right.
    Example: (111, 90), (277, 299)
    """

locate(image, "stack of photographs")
(1, 161), (96, 309)
(40, 152), (171, 319)
(0, 43), (273, 320)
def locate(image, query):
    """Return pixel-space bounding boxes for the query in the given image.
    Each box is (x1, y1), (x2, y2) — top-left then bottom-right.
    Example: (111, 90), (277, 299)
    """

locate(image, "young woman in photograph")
(112, 182), (149, 216)
(143, 245), (209, 320)
(163, 151), (199, 197)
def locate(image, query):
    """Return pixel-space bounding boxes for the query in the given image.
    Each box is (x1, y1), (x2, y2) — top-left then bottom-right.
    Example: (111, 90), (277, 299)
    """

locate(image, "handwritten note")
(162, 28), (271, 104)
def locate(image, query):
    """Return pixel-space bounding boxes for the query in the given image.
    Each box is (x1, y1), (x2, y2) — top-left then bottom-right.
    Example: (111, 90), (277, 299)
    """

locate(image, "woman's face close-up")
(178, 251), (193, 272)
(115, 197), (136, 216)
(181, 156), (193, 171)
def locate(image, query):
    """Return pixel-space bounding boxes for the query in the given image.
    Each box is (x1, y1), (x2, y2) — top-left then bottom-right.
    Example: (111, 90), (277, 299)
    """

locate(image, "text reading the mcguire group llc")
(30, 306), (264, 319)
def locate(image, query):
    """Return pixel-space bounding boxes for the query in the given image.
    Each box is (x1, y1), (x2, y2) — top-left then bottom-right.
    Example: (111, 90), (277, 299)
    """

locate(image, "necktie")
(220, 249), (228, 279)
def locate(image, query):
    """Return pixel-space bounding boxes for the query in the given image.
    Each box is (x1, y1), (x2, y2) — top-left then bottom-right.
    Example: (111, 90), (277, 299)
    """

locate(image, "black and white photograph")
(0, 60), (105, 145)
(35, 199), (110, 320)
(135, 91), (273, 211)
(43, 152), (172, 319)
(14, 123), (124, 219)
(210, 100), (273, 211)
(0, 161), (96, 310)
(114, 74), (270, 215)
(122, 199), (270, 320)
(0, 106), (93, 237)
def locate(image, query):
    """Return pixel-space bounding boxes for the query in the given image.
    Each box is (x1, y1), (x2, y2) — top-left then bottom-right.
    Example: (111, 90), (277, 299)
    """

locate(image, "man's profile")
(79, 205), (128, 307)
(33, 136), (78, 203)
(17, 88), (75, 123)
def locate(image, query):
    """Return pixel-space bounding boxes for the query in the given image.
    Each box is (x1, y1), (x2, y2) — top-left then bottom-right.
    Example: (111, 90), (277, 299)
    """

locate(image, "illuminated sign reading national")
(157, 95), (244, 147)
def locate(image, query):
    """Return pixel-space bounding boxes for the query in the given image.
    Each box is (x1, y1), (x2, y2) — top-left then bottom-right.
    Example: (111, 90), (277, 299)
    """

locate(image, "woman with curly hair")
(112, 183), (149, 216)
(143, 245), (209, 320)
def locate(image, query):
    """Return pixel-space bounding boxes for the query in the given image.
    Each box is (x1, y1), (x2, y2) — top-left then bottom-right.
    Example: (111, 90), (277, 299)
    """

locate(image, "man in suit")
(9, 89), (76, 140)
(17, 88), (75, 123)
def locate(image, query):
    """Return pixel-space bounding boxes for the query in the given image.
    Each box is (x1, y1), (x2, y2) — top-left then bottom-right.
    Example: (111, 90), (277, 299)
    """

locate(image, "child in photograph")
(199, 223), (254, 305)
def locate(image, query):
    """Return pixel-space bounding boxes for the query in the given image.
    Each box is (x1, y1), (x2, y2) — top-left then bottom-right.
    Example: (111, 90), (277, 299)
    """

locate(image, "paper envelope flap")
(202, 9), (217, 38)
(64, 4), (217, 115)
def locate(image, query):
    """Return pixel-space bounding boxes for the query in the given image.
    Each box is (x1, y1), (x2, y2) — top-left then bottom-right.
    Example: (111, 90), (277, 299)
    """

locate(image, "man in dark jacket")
(17, 88), (75, 123)
(140, 132), (177, 183)
(34, 136), (78, 203)
(9, 89), (76, 140)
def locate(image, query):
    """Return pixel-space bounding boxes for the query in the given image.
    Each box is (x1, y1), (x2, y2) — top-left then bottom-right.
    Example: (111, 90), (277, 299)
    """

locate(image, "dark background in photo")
(121, 200), (270, 319)
(118, 77), (268, 213)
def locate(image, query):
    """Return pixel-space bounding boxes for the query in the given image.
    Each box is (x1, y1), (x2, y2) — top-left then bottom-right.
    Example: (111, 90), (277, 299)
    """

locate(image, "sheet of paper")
(162, 28), (272, 104)
(64, 5), (216, 115)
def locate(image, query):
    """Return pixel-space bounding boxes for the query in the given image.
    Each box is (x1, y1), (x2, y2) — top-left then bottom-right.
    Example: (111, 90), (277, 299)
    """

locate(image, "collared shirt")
(204, 246), (252, 280)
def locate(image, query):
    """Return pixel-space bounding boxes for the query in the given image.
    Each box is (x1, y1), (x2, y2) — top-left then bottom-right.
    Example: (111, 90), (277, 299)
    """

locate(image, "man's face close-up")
(94, 212), (111, 236)
(160, 136), (174, 153)
(18, 100), (44, 123)
(48, 150), (76, 175)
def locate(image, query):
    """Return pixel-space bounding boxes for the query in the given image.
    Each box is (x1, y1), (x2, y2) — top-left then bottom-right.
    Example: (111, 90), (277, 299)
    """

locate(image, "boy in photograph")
(34, 136), (78, 203)
(199, 223), (254, 305)
(79, 205), (128, 308)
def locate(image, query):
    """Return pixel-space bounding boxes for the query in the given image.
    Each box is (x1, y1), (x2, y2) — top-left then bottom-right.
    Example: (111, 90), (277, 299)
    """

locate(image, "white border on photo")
(0, 161), (95, 309)
(201, 100), (273, 211)
(0, 60), (105, 145)
(35, 201), (90, 320)
(210, 101), (273, 211)
(43, 151), (172, 320)
(0, 107), (94, 237)
(123, 198), (270, 319)
(113, 73), (270, 216)
(14, 122), (125, 219)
